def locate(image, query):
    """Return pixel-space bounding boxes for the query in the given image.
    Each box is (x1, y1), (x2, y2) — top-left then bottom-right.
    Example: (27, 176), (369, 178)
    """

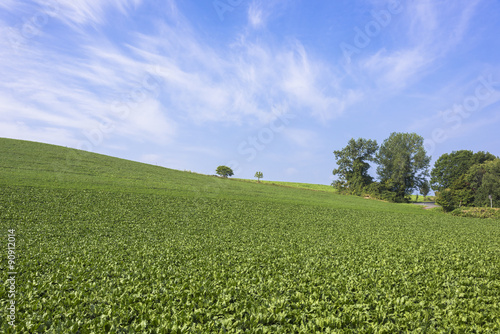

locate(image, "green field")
(1, 138), (499, 333)
(409, 195), (436, 203)
(234, 179), (338, 193)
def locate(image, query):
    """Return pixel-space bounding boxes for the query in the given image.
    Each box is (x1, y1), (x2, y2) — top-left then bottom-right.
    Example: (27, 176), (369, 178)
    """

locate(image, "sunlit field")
(1, 138), (499, 333)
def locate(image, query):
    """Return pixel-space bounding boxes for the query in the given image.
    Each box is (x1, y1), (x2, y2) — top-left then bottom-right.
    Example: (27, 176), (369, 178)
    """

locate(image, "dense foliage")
(216, 165), (234, 178)
(430, 150), (496, 192)
(433, 152), (500, 212)
(376, 133), (430, 202)
(1, 138), (500, 332)
(332, 138), (378, 195)
(332, 133), (430, 203)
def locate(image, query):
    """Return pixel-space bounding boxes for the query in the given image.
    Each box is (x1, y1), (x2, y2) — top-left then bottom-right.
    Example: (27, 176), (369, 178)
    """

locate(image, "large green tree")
(437, 158), (500, 211)
(332, 138), (378, 195)
(376, 132), (431, 202)
(430, 150), (496, 192)
(216, 165), (234, 178)
(466, 159), (500, 207)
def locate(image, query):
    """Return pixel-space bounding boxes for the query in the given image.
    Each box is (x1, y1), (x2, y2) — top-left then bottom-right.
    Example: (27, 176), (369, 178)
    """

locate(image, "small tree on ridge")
(255, 171), (263, 183)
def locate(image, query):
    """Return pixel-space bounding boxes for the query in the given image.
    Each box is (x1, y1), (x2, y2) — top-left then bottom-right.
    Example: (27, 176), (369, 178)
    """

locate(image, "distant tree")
(419, 180), (430, 201)
(254, 171), (263, 182)
(430, 150), (496, 192)
(376, 132), (430, 202)
(332, 138), (378, 195)
(216, 165), (234, 178)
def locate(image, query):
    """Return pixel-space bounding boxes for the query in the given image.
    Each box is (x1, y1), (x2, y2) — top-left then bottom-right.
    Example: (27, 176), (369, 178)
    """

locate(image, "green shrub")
(451, 207), (500, 219)
(435, 189), (455, 212)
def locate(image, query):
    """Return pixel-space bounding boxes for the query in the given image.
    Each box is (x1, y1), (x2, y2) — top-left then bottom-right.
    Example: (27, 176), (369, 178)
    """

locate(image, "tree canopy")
(467, 159), (500, 207)
(376, 132), (430, 202)
(332, 133), (431, 202)
(434, 154), (499, 211)
(430, 150), (496, 192)
(216, 165), (234, 178)
(332, 138), (378, 195)
(254, 171), (263, 182)
(332, 133), (499, 207)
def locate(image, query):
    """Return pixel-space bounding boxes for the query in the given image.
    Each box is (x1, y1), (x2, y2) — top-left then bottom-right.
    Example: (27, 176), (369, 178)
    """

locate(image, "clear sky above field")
(1, 0), (499, 185)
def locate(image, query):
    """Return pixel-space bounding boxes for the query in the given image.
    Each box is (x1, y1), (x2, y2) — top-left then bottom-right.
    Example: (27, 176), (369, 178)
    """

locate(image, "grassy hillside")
(0, 138), (420, 213)
(1, 138), (499, 333)
(235, 179), (338, 193)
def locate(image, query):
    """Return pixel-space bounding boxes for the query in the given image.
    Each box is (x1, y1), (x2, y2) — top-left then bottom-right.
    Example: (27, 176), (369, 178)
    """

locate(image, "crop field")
(1, 138), (500, 333)
(234, 179), (338, 193)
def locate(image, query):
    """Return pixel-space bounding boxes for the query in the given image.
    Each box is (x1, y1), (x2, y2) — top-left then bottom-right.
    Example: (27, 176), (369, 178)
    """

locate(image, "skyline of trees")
(332, 133), (430, 202)
(332, 134), (498, 207)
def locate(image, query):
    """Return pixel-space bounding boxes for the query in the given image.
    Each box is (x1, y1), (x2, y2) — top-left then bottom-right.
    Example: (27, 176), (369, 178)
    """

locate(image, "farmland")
(234, 179), (338, 193)
(1, 138), (500, 333)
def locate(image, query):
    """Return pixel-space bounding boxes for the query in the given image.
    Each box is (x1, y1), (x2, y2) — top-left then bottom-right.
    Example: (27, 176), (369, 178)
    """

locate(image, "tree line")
(332, 132), (499, 208)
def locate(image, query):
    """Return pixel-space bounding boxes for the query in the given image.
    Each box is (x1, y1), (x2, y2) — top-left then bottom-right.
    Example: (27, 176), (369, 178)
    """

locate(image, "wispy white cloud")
(0, 0), (17, 10)
(246, 0), (290, 31)
(117, 98), (176, 144)
(0, 0), (497, 184)
(0, 21), (177, 148)
(248, 2), (265, 29)
(407, 0), (438, 45)
(360, 48), (430, 88)
(134, 16), (358, 124)
(2, 0), (358, 156)
(352, 0), (482, 91)
(43, 0), (142, 28)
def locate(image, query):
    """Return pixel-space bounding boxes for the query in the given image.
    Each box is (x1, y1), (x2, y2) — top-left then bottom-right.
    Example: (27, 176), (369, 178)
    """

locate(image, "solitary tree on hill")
(216, 165), (234, 178)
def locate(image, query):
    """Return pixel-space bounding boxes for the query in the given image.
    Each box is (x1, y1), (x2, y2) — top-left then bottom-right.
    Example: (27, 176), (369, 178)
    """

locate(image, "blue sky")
(1, 0), (500, 186)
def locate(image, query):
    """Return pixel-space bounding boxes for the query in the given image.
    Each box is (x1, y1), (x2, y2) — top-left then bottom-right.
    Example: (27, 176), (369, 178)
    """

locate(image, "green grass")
(451, 207), (500, 219)
(235, 179), (337, 193)
(1, 138), (500, 333)
(409, 195), (436, 203)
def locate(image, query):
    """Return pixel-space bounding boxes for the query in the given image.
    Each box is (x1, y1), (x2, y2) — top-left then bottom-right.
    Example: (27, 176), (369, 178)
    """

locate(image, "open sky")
(1, 0), (500, 185)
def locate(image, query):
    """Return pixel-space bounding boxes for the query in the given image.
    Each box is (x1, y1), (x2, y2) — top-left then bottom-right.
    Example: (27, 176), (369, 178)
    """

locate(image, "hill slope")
(1, 138), (499, 333)
(0, 137), (420, 213)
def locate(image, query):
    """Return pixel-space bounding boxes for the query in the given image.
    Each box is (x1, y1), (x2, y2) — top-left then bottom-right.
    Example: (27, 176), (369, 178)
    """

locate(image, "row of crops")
(1, 184), (500, 333)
